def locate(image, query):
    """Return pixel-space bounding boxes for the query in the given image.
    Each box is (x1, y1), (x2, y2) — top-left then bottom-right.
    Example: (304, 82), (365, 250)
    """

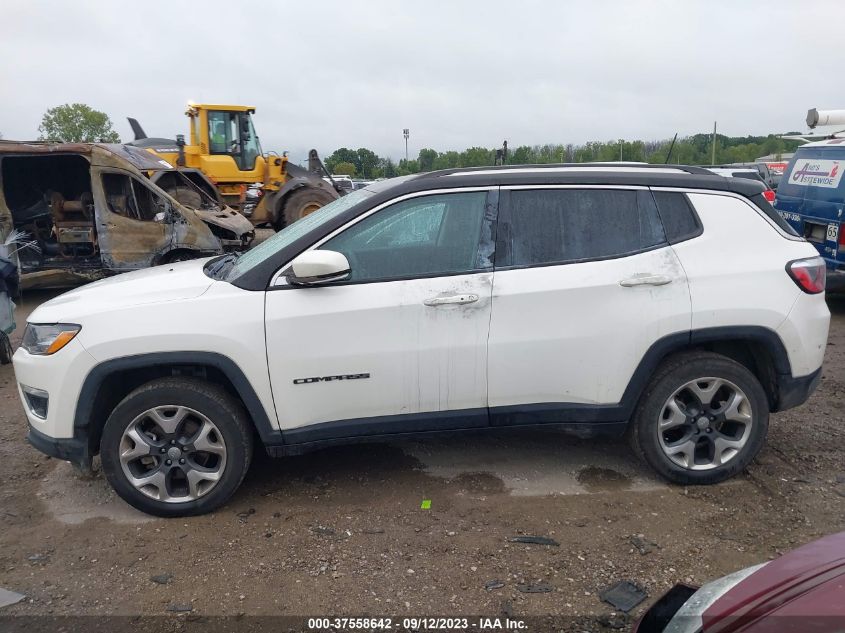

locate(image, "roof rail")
(424, 162), (715, 178)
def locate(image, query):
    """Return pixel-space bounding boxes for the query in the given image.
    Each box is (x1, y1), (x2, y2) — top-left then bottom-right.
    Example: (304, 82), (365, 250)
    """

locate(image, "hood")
(28, 258), (217, 323)
(703, 531), (845, 630)
(192, 206), (255, 238)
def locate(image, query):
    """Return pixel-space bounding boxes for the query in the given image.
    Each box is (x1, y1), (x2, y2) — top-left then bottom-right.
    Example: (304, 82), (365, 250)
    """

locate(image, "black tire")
(100, 377), (253, 517)
(278, 187), (337, 229)
(629, 351), (769, 485)
(0, 332), (12, 365)
(164, 185), (203, 209)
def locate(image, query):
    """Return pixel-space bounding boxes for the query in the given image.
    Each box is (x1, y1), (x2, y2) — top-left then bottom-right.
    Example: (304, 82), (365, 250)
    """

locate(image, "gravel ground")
(0, 290), (843, 631)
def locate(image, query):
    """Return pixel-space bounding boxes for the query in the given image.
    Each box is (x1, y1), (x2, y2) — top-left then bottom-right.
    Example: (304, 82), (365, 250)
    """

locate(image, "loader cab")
(196, 106), (263, 172)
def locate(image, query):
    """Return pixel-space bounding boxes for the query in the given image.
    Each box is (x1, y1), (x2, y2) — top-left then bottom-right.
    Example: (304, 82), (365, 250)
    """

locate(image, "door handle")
(619, 274), (673, 287)
(424, 293), (479, 306)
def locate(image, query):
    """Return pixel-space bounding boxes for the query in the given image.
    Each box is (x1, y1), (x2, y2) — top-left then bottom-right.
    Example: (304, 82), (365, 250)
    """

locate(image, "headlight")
(21, 324), (81, 355)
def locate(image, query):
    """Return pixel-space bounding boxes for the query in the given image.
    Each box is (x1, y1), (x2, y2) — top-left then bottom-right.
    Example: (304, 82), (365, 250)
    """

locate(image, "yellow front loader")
(128, 104), (339, 228)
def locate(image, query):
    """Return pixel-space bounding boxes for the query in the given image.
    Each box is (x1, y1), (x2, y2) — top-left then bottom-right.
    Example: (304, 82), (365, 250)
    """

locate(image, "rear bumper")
(826, 268), (845, 292)
(26, 424), (91, 470)
(775, 367), (822, 412)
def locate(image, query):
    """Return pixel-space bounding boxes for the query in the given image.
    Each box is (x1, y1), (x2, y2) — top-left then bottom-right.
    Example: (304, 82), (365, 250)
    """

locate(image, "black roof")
(388, 163), (765, 197)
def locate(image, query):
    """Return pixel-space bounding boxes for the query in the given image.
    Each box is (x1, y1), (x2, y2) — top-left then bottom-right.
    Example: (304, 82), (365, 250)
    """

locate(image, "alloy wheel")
(118, 405), (227, 502)
(657, 377), (753, 471)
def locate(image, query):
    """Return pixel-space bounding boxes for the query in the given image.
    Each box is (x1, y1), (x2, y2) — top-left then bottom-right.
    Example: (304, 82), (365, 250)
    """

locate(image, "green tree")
(325, 148), (359, 173)
(397, 158), (419, 176)
(379, 157), (398, 178)
(356, 148), (380, 179)
(38, 103), (120, 143)
(332, 161), (356, 177)
(417, 148), (438, 172)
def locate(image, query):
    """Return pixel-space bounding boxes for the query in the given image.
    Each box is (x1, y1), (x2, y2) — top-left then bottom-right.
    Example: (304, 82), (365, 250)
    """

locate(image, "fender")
(73, 352), (283, 453)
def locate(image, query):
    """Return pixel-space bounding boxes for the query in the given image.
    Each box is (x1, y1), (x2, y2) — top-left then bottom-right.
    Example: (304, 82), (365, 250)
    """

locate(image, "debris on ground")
(517, 582), (553, 593)
(508, 535), (560, 546)
(310, 526), (336, 536)
(236, 508), (256, 522)
(596, 613), (630, 630)
(599, 581), (648, 612)
(629, 534), (659, 555)
(150, 573), (173, 585)
(484, 580), (505, 591)
(166, 603), (193, 613)
(0, 588), (25, 609)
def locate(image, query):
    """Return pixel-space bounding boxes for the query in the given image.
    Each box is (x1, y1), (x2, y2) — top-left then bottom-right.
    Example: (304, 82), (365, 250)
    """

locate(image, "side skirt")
(267, 407), (627, 457)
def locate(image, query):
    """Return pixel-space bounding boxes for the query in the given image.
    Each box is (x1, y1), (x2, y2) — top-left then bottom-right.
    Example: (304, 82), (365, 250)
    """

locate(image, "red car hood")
(704, 531), (845, 632)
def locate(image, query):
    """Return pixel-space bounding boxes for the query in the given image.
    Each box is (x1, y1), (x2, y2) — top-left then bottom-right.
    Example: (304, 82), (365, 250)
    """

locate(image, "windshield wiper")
(205, 252), (240, 279)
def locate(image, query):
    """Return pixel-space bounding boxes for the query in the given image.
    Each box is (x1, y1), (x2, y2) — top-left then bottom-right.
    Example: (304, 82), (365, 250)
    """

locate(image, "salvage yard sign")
(790, 160), (843, 188)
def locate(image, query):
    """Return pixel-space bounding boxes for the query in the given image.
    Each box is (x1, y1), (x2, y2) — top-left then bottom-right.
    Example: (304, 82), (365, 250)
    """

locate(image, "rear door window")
(496, 188), (666, 268)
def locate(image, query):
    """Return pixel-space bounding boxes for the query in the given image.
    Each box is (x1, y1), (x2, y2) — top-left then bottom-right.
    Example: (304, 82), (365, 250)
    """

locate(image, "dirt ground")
(0, 290), (843, 630)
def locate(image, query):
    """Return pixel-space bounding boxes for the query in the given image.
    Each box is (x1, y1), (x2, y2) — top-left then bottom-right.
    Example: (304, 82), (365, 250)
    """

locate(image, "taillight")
(786, 257), (826, 294)
(839, 225), (845, 252)
(763, 189), (776, 203)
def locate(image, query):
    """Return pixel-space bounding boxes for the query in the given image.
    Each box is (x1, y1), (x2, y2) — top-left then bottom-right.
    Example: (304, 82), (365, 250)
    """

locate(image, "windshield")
(225, 187), (374, 281)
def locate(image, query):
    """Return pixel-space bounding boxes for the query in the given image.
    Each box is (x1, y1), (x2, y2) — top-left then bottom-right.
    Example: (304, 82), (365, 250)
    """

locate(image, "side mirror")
(287, 250), (350, 286)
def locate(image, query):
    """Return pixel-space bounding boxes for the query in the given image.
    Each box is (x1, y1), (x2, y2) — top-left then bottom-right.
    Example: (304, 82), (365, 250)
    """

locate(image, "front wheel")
(630, 352), (769, 485)
(100, 377), (253, 517)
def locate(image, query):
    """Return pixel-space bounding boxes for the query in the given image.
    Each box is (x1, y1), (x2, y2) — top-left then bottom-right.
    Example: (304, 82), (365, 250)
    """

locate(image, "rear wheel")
(100, 377), (253, 517)
(278, 187), (337, 229)
(630, 352), (769, 485)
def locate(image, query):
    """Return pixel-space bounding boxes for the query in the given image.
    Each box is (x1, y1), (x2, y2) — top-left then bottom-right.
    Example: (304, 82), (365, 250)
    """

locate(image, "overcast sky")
(1, 0), (842, 163)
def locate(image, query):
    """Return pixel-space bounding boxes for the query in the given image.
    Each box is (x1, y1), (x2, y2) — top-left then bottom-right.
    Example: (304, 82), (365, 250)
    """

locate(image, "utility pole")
(403, 128), (409, 163)
(711, 121), (717, 164)
(619, 139), (623, 161)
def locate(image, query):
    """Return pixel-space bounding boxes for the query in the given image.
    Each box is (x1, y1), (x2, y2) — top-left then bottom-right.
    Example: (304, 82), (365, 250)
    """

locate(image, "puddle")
(39, 461), (154, 524)
(576, 466), (632, 492)
(398, 429), (666, 496)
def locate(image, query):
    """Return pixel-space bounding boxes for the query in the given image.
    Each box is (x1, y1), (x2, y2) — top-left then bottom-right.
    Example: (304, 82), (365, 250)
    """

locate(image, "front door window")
(319, 191), (490, 283)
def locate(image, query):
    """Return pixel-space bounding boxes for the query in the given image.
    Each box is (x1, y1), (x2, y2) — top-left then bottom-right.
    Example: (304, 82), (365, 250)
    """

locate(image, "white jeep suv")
(13, 164), (830, 516)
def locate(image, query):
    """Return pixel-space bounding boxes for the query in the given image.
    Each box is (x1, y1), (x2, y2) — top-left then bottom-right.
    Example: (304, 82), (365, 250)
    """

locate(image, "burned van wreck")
(0, 142), (254, 289)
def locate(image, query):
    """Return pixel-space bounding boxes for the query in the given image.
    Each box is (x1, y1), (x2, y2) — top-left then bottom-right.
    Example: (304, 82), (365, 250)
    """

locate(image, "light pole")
(403, 128), (409, 163)
(619, 139), (623, 162)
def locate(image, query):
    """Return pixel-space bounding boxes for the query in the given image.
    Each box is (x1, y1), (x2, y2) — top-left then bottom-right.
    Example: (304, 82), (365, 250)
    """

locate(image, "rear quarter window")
(651, 191), (702, 244)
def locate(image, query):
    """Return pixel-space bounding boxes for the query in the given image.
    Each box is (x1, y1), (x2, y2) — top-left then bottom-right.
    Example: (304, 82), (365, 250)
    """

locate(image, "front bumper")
(27, 424), (91, 470)
(12, 338), (97, 439)
(775, 367), (822, 411)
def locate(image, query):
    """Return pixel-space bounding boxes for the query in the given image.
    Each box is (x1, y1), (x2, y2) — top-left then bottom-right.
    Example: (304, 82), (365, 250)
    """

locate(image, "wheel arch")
(75, 352), (281, 460)
(624, 326), (792, 419)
